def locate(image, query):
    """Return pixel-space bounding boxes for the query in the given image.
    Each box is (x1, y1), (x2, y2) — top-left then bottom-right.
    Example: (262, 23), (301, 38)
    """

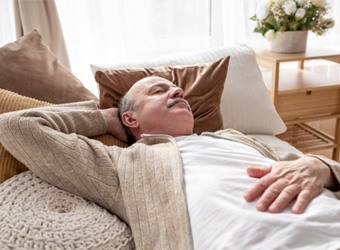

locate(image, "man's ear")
(121, 111), (139, 128)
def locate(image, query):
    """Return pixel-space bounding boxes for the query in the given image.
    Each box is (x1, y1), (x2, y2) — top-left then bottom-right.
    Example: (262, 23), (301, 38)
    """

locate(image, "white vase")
(270, 31), (308, 53)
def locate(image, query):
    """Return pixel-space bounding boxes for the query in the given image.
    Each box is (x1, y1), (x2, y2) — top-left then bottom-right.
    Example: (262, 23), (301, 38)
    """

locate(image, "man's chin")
(172, 108), (193, 117)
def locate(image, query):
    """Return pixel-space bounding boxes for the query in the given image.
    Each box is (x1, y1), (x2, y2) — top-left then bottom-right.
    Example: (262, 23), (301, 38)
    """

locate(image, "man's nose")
(169, 87), (184, 98)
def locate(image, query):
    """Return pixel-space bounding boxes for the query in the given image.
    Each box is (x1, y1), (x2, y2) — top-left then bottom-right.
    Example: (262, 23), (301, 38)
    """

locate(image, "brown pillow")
(0, 88), (126, 184)
(0, 30), (98, 104)
(95, 56), (230, 134)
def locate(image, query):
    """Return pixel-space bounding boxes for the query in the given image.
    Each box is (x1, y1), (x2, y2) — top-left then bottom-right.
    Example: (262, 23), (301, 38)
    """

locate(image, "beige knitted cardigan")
(1, 101), (339, 250)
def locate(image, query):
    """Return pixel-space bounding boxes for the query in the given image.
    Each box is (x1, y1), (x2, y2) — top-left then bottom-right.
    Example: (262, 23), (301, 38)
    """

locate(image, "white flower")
(296, 0), (308, 6)
(262, 0), (273, 7)
(256, 2), (270, 20)
(283, 0), (297, 15)
(251, 0), (334, 37)
(295, 8), (306, 20)
(312, 0), (326, 7)
(264, 29), (276, 41)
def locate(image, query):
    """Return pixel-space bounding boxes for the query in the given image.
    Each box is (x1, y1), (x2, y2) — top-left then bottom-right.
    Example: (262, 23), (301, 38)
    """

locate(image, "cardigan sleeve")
(0, 100), (127, 221)
(308, 154), (340, 199)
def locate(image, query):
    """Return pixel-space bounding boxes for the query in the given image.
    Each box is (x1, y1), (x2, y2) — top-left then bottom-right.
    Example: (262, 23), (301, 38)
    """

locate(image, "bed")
(0, 30), (340, 249)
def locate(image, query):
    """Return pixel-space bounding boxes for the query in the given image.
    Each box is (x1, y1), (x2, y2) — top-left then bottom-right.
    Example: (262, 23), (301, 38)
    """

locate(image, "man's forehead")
(131, 77), (175, 92)
(141, 76), (173, 85)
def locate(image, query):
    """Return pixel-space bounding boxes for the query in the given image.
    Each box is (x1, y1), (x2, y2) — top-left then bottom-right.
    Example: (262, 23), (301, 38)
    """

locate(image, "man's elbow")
(0, 112), (30, 144)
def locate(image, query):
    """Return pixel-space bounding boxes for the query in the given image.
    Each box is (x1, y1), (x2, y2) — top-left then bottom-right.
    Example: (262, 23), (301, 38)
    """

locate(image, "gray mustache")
(167, 98), (191, 111)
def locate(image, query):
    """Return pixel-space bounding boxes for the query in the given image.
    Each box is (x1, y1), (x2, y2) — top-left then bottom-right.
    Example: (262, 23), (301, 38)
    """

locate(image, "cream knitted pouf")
(0, 171), (134, 249)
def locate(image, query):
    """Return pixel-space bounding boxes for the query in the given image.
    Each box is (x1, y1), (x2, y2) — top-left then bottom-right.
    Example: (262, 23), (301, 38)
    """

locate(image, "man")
(0, 76), (339, 249)
(115, 76), (338, 213)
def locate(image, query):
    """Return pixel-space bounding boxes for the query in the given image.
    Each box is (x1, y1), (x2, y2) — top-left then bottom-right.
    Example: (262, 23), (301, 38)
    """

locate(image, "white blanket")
(176, 135), (340, 250)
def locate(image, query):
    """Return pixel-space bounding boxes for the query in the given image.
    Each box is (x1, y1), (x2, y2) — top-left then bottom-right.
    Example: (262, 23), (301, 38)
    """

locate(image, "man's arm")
(244, 156), (339, 214)
(0, 101), (127, 221)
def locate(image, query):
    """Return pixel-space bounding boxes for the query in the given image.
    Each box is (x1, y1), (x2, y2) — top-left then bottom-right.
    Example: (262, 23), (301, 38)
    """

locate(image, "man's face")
(125, 76), (194, 138)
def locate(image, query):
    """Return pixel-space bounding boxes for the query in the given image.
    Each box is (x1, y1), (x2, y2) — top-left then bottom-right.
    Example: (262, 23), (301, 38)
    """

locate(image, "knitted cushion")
(0, 171), (134, 249)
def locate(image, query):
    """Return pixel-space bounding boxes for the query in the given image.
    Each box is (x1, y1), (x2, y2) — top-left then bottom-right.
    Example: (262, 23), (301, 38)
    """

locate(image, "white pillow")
(91, 44), (286, 135)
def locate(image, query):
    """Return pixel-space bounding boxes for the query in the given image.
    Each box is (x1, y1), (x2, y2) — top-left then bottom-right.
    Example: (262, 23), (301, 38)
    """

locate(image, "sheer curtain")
(1, 0), (339, 95)
(0, 1), (15, 46)
(14, 0), (70, 69)
(219, 0), (260, 46)
(55, 0), (210, 95)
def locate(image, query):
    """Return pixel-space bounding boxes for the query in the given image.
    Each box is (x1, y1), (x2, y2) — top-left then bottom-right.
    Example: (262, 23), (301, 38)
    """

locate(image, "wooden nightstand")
(255, 48), (340, 160)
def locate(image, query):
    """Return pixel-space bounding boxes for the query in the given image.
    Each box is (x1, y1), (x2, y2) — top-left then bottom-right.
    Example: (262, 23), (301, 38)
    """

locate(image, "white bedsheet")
(176, 135), (340, 250)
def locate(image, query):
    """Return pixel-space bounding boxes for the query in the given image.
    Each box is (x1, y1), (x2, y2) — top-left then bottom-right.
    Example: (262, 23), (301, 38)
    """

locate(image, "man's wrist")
(99, 108), (115, 134)
(305, 155), (339, 191)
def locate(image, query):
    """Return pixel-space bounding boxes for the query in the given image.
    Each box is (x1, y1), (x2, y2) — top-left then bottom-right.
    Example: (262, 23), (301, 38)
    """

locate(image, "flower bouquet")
(251, 0), (335, 42)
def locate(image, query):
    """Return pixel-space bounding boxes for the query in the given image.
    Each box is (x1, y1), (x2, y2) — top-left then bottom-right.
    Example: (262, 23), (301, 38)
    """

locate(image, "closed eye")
(147, 83), (171, 95)
(153, 87), (165, 94)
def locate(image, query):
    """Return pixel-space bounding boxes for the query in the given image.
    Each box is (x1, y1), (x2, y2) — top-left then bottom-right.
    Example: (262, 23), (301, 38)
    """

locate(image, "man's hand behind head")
(100, 107), (128, 143)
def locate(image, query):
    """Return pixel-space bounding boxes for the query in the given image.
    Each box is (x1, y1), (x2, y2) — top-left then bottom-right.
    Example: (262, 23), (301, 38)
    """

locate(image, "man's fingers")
(243, 173), (276, 202)
(291, 189), (314, 214)
(255, 179), (290, 212)
(246, 165), (271, 178)
(267, 185), (301, 213)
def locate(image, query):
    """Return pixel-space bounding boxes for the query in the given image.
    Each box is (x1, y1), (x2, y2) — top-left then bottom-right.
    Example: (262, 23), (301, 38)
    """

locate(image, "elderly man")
(0, 76), (339, 249)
